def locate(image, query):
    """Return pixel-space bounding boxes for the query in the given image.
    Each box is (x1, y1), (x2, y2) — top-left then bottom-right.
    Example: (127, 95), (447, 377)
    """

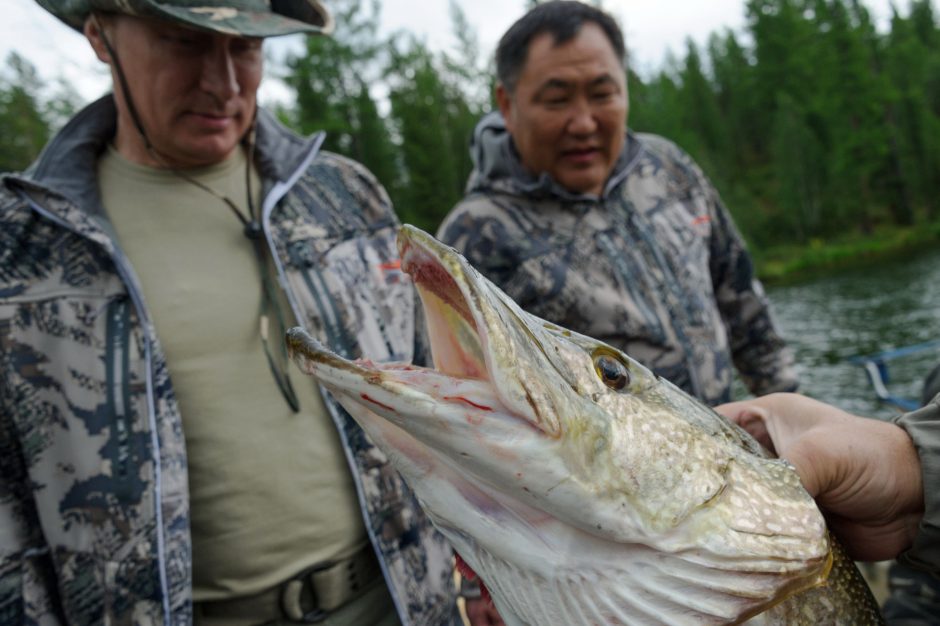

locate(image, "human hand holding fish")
(287, 225), (885, 625)
(716, 394), (925, 562)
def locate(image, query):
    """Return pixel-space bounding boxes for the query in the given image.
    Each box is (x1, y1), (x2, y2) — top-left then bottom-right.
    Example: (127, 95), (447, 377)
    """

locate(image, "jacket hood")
(16, 94), (322, 218)
(466, 111), (641, 201)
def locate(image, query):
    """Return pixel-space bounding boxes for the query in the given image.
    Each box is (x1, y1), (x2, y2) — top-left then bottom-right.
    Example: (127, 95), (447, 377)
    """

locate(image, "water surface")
(763, 246), (940, 417)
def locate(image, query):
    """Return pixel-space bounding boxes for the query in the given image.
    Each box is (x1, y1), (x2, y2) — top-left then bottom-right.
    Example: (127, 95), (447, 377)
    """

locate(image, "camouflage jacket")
(438, 112), (798, 405)
(893, 393), (940, 579)
(0, 96), (461, 626)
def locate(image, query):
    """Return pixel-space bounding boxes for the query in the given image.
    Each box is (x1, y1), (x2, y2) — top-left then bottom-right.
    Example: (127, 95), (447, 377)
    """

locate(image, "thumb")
(715, 401), (775, 452)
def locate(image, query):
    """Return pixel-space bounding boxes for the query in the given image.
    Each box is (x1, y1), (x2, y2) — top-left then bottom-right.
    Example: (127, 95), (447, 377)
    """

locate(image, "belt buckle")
(279, 561), (333, 623)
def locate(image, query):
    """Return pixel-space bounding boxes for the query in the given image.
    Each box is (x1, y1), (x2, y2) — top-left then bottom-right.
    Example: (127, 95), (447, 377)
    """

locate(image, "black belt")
(195, 544), (383, 624)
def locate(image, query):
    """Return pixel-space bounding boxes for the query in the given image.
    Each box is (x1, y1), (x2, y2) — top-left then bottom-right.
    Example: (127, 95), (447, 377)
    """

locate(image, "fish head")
(287, 225), (831, 623)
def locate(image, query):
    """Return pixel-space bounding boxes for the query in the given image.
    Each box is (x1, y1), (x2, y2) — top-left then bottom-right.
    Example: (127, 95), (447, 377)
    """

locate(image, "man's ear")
(495, 82), (513, 132)
(84, 14), (113, 64)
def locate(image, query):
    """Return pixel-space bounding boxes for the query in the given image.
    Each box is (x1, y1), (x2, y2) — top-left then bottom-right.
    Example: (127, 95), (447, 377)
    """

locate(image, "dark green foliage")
(883, 0), (940, 221)
(679, 41), (729, 167)
(281, 0), (399, 191)
(282, 0), (487, 231)
(770, 92), (825, 241)
(386, 42), (463, 230)
(0, 53), (78, 172)
(631, 0), (940, 247)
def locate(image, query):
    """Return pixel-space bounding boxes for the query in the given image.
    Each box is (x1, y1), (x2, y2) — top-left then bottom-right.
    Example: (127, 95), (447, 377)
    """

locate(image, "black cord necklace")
(98, 16), (301, 412)
(158, 133), (264, 242)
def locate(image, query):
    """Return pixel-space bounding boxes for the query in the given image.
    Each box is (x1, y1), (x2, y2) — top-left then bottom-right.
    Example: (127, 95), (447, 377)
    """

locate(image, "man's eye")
(233, 39), (264, 55)
(538, 88), (570, 104)
(163, 35), (198, 46)
(542, 95), (569, 106)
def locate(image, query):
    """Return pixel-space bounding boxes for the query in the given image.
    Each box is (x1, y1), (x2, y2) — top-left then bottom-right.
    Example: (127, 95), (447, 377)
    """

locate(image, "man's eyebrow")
(533, 74), (621, 97)
(589, 74), (620, 88)
(534, 78), (572, 97)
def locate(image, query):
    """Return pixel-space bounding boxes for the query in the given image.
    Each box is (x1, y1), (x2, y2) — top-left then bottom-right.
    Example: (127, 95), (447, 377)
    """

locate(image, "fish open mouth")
(396, 225), (563, 436)
(286, 224), (557, 438)
(286, 225), (528, 421)
(398, 226), (492, 383)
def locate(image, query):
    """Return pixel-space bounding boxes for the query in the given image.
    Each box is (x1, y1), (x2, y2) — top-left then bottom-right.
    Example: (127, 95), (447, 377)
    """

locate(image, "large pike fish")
(287, 225), (883, 625)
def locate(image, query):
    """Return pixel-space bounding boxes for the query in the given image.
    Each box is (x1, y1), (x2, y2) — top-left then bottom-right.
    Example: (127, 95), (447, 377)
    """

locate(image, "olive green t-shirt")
(98, 145), (367, 601)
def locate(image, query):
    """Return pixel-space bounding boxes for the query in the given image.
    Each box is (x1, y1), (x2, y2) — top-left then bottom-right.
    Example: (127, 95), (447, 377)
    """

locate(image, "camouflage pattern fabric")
(0, 96), (461, 626)
(882, 561), (940, 625)
(438, 112), (798, 406)
(885, 395), (940, 623)
(892, 395), (940, 584)
(35, 0), (333, 38)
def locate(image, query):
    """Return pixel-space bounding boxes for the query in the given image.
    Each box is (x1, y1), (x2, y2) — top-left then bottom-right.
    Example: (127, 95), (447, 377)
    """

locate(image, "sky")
(4, 0), (905, 107)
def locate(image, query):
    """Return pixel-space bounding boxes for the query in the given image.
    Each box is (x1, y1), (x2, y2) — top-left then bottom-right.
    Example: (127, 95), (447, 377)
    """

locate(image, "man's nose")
(200, 45), (239, 101)
(568, 101), (598, 135)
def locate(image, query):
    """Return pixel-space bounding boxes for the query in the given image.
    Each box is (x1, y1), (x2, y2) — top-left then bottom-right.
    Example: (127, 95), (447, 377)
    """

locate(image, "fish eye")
(594, 355), (630, 391)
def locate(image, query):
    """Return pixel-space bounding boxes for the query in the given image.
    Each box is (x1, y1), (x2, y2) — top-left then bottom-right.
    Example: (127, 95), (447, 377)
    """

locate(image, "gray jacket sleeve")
(893, 393), (940, 577)
(698, 168), (798, 397)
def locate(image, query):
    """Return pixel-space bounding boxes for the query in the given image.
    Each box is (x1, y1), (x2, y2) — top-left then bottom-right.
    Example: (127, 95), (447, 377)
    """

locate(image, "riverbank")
(752, 220), (940, 285)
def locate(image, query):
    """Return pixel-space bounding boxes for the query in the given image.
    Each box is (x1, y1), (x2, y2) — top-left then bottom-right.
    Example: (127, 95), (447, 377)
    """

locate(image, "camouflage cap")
(36, 0), (334, 37)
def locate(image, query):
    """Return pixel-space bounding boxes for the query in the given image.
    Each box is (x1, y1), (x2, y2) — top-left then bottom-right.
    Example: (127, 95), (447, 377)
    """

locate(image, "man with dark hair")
(439, 0), (798, 407)
(0, 1), (462, 624)
(495, 0), (626, 95)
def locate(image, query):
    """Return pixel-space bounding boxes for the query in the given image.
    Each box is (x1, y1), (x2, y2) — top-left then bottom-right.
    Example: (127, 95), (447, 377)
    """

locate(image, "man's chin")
(160, 140), (242, 169)
(558, 173), (606, 196)
(554, 158), (613, 192)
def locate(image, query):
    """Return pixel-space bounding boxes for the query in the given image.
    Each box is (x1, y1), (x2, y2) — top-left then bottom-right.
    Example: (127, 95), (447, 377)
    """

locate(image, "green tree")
(441, 1), (493, 183)
(708, 30), (763, 168)
(679, 40), (728, 170)
(282, 0), (398, 190)
(811, 1), (892, 231)
(884, 1), (940, 220)
(352, 81), (398, 189)
(0, 53), (78, 172)
(746, 0), (819, 136)
(629, 65), (694, 149)
(382, 2), (490, 231)
(386, 41), (463, 230)
(770, 92), (826, 242)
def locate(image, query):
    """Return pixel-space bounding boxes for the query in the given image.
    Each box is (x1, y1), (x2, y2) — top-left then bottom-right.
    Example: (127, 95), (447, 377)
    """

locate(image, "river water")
(760, 246), (940, 417)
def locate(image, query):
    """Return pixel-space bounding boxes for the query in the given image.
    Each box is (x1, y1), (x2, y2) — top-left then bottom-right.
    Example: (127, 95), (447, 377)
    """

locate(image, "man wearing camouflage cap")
(0, 1), (462, 624)
(439, 1), (798, 408)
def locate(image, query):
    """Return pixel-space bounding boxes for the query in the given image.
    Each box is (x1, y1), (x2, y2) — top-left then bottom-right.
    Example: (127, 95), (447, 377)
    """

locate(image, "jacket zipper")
(260, 131), (325, 326)
(258, 135), (412, 625)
